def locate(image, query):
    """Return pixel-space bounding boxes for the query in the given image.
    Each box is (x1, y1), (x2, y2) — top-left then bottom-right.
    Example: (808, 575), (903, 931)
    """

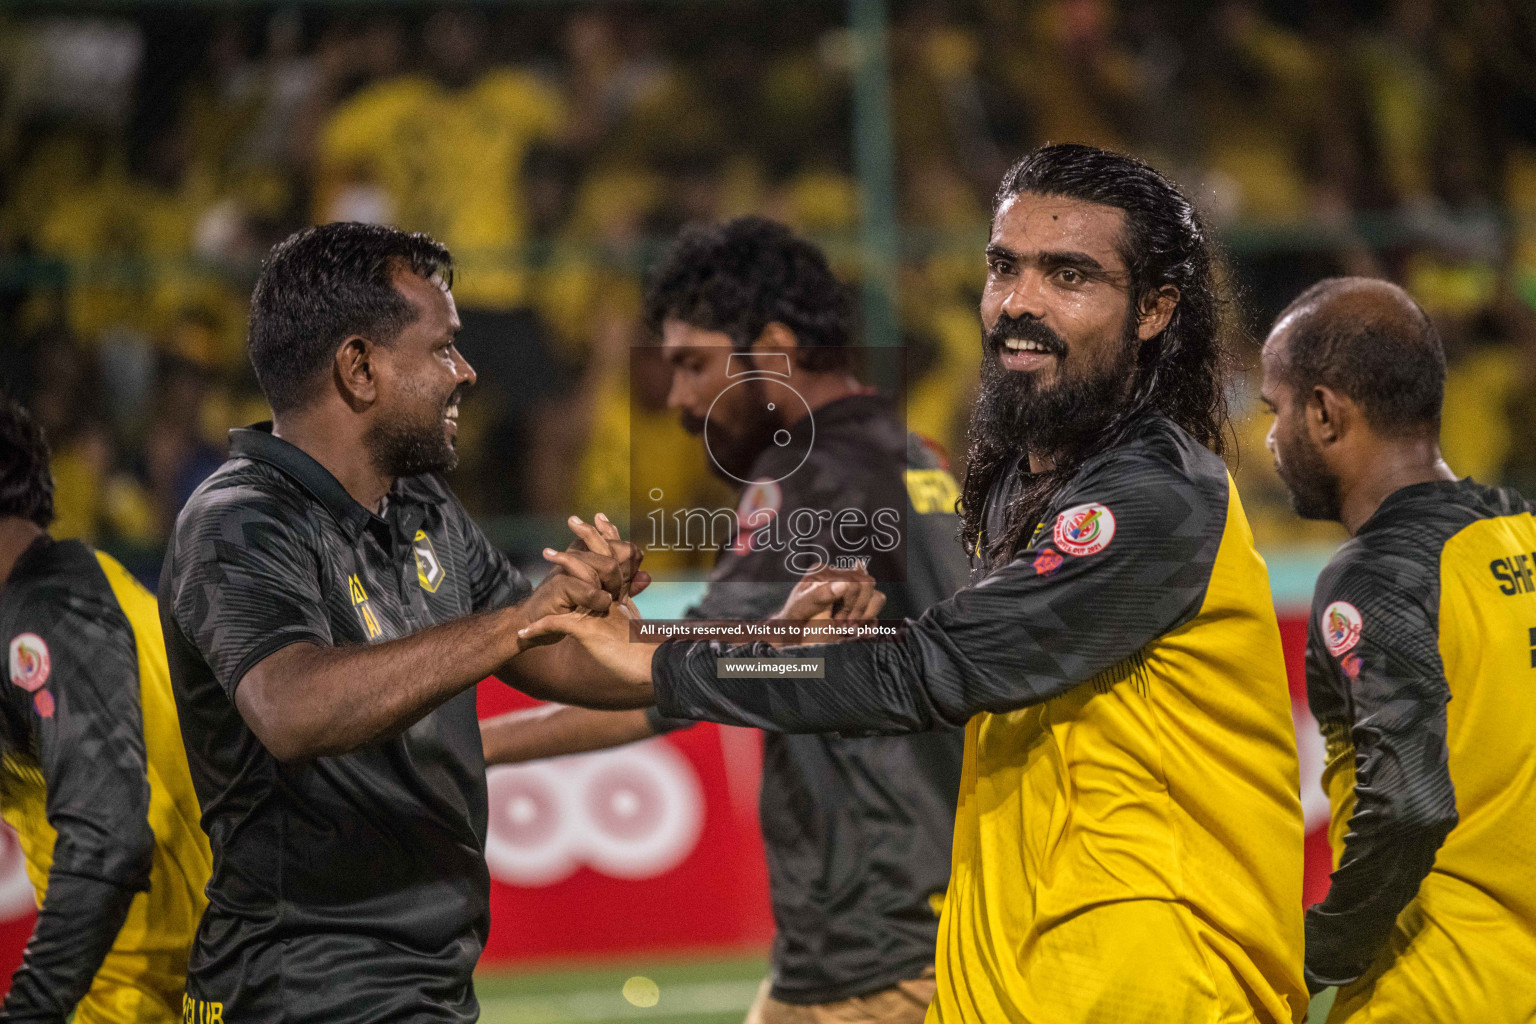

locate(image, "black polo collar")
(229, 423), (381, 543)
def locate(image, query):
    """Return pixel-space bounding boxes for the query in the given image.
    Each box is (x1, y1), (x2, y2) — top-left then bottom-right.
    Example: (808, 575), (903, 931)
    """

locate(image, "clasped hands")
(516, 514), (885, 689)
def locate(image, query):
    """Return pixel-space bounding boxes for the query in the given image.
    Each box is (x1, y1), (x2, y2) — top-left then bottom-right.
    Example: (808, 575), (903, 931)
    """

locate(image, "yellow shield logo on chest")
(413, 530), (446, 593)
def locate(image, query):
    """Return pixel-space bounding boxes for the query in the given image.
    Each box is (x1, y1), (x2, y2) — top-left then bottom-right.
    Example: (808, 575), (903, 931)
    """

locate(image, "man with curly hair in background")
(480, 217), (972, 1024)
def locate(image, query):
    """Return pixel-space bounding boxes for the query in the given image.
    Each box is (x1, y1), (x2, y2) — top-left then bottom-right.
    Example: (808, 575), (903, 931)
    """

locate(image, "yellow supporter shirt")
(318, 70), (565, 309)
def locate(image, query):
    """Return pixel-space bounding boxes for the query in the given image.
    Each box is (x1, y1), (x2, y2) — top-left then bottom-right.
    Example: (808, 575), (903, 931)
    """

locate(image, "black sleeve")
(642, 706), (695, 735)
(1302, 554), (1457, 991)
(2, 876), (137, 1024)
(166, 489), (333, 697)
(1, 584), (155, 1021)
(653, 450), (1221, 733)
(658, 461), (844, 728)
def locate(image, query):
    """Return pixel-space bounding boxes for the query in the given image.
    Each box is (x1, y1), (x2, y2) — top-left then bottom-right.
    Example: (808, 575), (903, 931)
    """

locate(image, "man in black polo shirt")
(159, 223), (635, 1023)
(479, 219), (969, 1024)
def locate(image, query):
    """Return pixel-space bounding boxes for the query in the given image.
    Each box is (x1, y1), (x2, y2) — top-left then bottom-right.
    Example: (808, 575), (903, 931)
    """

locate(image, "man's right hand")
(776, 564), (886, 622)
(516, 573), (613, 650)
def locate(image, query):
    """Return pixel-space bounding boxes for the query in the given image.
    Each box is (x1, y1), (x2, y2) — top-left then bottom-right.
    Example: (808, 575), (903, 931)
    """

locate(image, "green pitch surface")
(475, 955), (769, 1024)
(475, 957), (1337, 1023)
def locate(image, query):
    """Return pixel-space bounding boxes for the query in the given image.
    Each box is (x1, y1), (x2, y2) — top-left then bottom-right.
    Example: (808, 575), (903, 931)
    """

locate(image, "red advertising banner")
(0, 612), (1333, 982)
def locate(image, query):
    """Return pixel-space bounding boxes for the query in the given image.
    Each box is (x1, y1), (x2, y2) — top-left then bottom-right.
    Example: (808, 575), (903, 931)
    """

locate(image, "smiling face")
(981, 192), (1139, 383)
(365, 267), (474, 478)
(972, 192), (1148, 463)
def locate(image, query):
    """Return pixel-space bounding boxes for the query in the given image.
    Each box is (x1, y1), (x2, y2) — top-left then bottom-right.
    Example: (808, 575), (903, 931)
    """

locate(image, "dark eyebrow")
(985, 245), (1111, 275)
(1039, 250), (1107, 273)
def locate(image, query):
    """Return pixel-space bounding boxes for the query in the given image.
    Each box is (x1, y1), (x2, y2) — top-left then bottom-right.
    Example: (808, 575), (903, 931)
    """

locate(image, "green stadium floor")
(475, 957), (1337, 1023)
(475, 956), (769, 1024)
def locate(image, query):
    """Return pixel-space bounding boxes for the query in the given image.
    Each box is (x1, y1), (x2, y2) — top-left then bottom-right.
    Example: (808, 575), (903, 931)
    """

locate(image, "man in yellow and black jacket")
(503, 145), (1310, 1023)
(0, 396), (211, 1023)
(1261, 277), (1536, 1022)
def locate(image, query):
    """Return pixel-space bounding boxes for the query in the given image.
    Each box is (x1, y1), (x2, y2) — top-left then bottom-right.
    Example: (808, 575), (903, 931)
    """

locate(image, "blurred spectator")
(0, 0), (1532, 580)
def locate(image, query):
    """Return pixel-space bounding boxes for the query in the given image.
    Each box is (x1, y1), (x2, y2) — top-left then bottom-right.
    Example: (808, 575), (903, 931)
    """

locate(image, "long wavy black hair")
(959, 144), (1234, 565)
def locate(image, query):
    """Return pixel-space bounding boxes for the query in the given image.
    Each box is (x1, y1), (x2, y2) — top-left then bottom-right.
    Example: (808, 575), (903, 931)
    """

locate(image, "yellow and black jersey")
(1305, 478), (1536, 1023)
(0, 536), (210, 1023)
(652, 412), (1308, 1023)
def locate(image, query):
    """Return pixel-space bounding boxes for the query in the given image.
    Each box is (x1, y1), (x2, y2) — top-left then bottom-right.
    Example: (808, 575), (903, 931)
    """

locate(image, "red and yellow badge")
(1323, 601), (1363, 657)
(1053, 502), (1116, 556)
(8, 633), (50, 693)
(1032, 548), (1064, 576)
(732, 479), (782, 555)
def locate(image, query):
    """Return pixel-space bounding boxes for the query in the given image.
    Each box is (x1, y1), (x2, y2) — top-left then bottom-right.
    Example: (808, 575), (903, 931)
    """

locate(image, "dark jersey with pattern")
(159, 425), (530, 1024)
(1304, 478), (1536, 1019)
(650, 394), (969, 1004)
(652, 411), (1308, 1022)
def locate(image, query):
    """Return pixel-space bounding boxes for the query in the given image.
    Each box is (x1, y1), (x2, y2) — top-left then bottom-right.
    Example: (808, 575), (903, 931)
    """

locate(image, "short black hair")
(0, 396), (54, 529)
(248, 222), (453, 414)
(1274, 277), (1445, 436)
(643, 216), (853, 371)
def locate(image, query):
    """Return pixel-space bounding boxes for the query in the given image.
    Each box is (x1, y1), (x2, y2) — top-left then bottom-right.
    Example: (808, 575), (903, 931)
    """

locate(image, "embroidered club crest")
(1053, 503), (1116, 557)
(1033, 548), (1064, 576)
(8, 633), (50, 692)
(1323, 601), (1363, 657)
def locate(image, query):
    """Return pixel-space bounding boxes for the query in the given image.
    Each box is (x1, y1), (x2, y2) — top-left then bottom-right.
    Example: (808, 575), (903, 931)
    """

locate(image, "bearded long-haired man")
(507, 143), (1310, 1023)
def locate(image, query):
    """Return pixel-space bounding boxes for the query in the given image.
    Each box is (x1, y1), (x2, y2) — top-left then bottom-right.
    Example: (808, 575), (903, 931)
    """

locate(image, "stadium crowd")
(0, 0), (1533, 580)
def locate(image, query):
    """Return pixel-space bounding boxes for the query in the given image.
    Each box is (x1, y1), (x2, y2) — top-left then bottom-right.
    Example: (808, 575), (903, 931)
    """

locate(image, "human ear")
(1307, 385), (1347, 446)
(751, 322), (800, 370)
(1135, 285), (1181, 341)
(334, 336), (378, 411)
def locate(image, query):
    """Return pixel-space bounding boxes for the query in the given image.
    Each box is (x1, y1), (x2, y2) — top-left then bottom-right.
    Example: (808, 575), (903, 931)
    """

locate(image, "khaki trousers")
(743, 971), (936, 1024)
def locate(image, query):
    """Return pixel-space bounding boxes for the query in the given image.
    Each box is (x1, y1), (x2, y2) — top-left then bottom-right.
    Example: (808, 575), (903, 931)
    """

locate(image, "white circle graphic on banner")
(484, 739), (704, 887)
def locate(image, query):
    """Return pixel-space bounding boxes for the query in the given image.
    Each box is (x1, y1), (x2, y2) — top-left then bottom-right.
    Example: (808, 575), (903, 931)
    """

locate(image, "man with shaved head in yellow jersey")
(1262, 277), (1536, 1023)
(503, 144), (1311, 1024)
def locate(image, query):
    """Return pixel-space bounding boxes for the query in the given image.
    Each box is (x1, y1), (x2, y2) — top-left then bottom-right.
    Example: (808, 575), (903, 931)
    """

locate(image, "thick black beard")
(962, 312), (1140, 565)
(687, 378), (780, 483)
(1275, 424), (1342, 521)
(367, 384), (465, 479)
(970, 315), (1138, 467)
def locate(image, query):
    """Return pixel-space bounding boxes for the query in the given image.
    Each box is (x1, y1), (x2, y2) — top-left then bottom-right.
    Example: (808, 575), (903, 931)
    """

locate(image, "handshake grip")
(518, 512), (646, 650)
